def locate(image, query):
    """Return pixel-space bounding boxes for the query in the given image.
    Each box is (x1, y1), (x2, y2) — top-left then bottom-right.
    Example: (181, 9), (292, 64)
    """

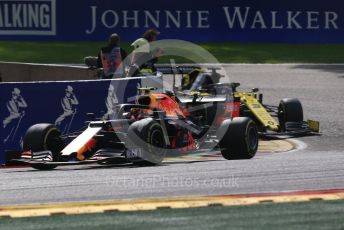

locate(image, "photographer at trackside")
(127, 29), (163, 77)
(97, 33), (128, 79)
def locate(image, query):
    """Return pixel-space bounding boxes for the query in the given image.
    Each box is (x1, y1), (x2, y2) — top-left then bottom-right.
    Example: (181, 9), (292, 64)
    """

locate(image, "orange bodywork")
(77, 138), (97, 160)
(140, 93), (185, 118)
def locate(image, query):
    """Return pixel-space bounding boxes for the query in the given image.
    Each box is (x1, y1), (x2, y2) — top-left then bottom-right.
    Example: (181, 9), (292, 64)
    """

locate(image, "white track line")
(287, 139), (308, 153)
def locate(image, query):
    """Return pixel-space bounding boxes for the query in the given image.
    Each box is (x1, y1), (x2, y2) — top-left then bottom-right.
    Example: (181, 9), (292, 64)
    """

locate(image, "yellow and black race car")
(156, 64), (320, 136)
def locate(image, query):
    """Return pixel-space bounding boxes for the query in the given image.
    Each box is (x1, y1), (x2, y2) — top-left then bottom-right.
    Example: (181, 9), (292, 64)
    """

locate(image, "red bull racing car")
(16, 87), (259, 170)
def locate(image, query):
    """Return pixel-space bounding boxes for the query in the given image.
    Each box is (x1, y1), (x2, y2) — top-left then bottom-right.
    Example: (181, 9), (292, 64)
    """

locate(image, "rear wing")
(155, 64), (201, 75)
(155, 64), (221, 75)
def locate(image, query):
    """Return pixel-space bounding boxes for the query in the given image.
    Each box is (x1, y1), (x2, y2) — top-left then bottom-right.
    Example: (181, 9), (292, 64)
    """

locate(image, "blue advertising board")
(0, 76), (163, 165)
(0, 0), (343, 43)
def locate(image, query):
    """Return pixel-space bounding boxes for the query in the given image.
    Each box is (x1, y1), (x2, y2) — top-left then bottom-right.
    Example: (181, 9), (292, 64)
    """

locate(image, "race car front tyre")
(126, 118), (166, 165)
(217, 117), (258, 160)
(278, 98), (303, 131)
(23, 123), (64, 170)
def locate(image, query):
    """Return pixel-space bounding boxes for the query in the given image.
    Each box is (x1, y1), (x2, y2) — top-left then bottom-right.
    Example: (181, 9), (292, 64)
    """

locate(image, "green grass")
(1, 200), (344, 230)
(1, 41), (344, 64)
(203, 43), (344, 63)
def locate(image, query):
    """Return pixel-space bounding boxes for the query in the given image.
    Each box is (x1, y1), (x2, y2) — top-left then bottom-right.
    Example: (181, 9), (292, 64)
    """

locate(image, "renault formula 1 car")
(156, 64), (320, 136)
(15, 87), (258, 170)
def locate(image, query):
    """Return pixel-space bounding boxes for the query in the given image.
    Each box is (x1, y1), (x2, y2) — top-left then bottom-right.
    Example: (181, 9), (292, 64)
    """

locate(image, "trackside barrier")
(0, 62), (97, 82)
(0, 76), (163, 165)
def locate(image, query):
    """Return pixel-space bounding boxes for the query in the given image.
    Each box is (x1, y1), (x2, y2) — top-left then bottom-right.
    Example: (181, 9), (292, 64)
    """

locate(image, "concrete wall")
(0, 62), (98, 82)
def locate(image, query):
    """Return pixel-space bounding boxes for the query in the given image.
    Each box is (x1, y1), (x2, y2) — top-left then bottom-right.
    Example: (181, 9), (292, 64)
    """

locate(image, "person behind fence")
(97, 33), (128, 78)
(127, 29), (163, 76)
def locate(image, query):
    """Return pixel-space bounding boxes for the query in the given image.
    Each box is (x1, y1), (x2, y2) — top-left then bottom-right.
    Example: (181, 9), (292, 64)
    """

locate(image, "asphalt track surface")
(1, 64), (344, 206)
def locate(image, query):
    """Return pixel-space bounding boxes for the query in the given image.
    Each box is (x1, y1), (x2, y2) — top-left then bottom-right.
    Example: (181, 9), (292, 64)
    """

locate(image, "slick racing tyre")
(23, 123), (64, 170)
(217, 117), (258, 160)
(278, 98), (303, 131)
(126, 118), (166, 165)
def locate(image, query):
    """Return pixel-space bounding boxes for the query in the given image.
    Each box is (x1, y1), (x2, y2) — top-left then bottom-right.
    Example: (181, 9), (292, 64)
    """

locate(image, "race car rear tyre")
(126, 118), (166, 165)
(278, 98), (303, 131)
(217, 117), (258, 160)
(23, 123), (64, 170)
